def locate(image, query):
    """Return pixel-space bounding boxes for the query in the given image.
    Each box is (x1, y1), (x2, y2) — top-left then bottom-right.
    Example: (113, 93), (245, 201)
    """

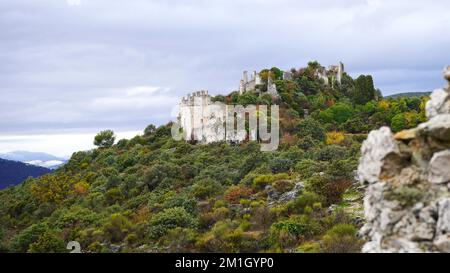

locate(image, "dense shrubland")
(0, 61), (428, 253)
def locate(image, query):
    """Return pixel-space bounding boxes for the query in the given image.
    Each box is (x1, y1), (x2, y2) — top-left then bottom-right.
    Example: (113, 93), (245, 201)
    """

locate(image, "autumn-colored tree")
(28, 232), (66, 253)
(74, 181), (90, 195)
(223, 185), (253, 204)
(326, 131), (345, 145)
(31, 175), (74, 204)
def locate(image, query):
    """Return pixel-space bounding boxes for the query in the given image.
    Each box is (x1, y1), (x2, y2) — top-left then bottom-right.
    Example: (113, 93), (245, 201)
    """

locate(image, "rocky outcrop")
(266, 181), (305, 206)
(358, 66), (450, 253)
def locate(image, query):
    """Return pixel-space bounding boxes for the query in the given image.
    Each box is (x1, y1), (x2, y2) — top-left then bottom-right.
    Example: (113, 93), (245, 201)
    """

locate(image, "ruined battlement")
(180, 90), (211, 106)
(315, 62), (344, 86)
(239, 70), (280, 95)
(239, 70), (262, 94)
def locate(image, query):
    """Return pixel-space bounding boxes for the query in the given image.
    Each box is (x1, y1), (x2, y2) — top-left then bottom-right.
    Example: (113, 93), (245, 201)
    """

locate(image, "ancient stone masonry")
(239, 71), (262, 94)
(179, 90), (228, 143)
(239, 70), (285, 95)
(178, 90), (279, 151)
(315, 62), (344, 87)
(178, 68), (287, 145)
(178, 91), (263, 144)
(358, 66), (450, 253)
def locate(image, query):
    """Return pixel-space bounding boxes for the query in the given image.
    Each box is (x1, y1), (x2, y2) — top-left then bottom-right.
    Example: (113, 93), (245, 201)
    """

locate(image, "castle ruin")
(177, 90), (278, 149)
(177, 62), (343, 146)
(315, 62), (345, 87)
(178, 90), (228, 143)
(239, 70), (278, 96)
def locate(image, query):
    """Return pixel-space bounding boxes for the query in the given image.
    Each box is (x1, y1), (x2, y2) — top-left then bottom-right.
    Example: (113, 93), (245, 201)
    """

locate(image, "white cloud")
(0, 131), (141, 158)
(91, 86), (176, 110)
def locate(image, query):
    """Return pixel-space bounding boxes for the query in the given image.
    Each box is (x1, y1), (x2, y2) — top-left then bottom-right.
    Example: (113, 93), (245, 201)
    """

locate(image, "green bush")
(28, 232), (66, 253)
(253, 173), (290, 188)
(319, 103), (354, 124)
(142, 163), (180, 191)
(287, 192), (323, 214)
(161, 227), (198, 252)
(269, 157), (294, 173)
(162, 192), (197, 214)
(196, 220), (257, 252)
(148, 207), (197, 239)
(314, 145), (348, 161)
(321, 224), (363, 253)
(297, 241), (321, 253)
(191, 179), (224, 200)
(297, 118), (326, 142)
(294, 159), (325, 179)
(269, 215), (321, 249)
(10, 223), (49, 252)
(102, 213), (132, 243)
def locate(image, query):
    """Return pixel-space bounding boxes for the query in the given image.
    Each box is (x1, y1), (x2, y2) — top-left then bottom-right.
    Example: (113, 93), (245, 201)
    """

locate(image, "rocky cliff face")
(358, 66), (450, 253)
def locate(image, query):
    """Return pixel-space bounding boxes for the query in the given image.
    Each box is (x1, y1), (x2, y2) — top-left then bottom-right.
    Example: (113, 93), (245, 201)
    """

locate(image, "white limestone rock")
(267, 182), (305, 206)
(436, 198), (450, 235)
(428, 150), (450, 184)
(418, 114), (450, 141)
(382, 238), (423, 253)
(278, 182), (305, 203)
(357, 127), (402, 184)
(425, 88), (450, 119)
(445, 66), (450, 83)
(426, 66), (450, 118)
(434, 235), (450, 252)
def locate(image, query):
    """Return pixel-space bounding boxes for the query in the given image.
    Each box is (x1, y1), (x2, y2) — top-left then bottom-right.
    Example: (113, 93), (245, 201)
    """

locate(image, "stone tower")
(178, 90), (226, 143)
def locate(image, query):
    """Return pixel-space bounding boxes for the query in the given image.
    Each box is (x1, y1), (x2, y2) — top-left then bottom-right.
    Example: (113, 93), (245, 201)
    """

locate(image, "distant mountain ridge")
(0, 158), (52, 189)
(386, 91), (431, 98)
(0, 151), (67, 170)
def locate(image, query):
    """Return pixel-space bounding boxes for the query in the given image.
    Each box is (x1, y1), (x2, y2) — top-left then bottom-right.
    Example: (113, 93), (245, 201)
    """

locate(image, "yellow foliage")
(378, 100), (390, 110)
(253, 173), (290, 188)
(74, 181), (90, 195)
(31, 175), (74, 204)
(326, 131), (345, 145)
(134, 205), (151, 223)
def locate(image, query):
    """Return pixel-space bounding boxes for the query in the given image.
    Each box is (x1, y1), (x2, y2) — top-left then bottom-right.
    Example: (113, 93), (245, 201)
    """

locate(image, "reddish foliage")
(223, 185), (253, 204)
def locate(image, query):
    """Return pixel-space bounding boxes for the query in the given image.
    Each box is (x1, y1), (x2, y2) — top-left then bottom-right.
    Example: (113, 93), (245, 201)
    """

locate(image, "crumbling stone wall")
(358, 67), (450, 253)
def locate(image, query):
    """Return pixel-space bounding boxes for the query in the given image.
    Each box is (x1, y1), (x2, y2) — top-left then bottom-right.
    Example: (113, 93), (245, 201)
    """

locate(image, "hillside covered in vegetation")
(0, 62), (429, 253)
(0, 159), (52, 190)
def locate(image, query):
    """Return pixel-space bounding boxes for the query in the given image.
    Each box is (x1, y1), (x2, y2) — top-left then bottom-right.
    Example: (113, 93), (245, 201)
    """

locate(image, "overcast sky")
(0, 0), (449, 157)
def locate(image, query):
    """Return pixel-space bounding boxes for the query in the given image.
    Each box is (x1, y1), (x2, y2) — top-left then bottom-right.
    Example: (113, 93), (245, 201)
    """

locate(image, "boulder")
(394, 128), (417, 141)
(266, 182), (304, 206)
(278, 182), (305, 203)
(444, 66), (450, 84)
(425, 66), (450, 118)
(434, 235), (450, 252)
(428, 150), (450, 184)
(357, 127), (404, 184)
(436, 198), (450, 235)
(425, 88), (450, 119)
(418, 114), (450, 141)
